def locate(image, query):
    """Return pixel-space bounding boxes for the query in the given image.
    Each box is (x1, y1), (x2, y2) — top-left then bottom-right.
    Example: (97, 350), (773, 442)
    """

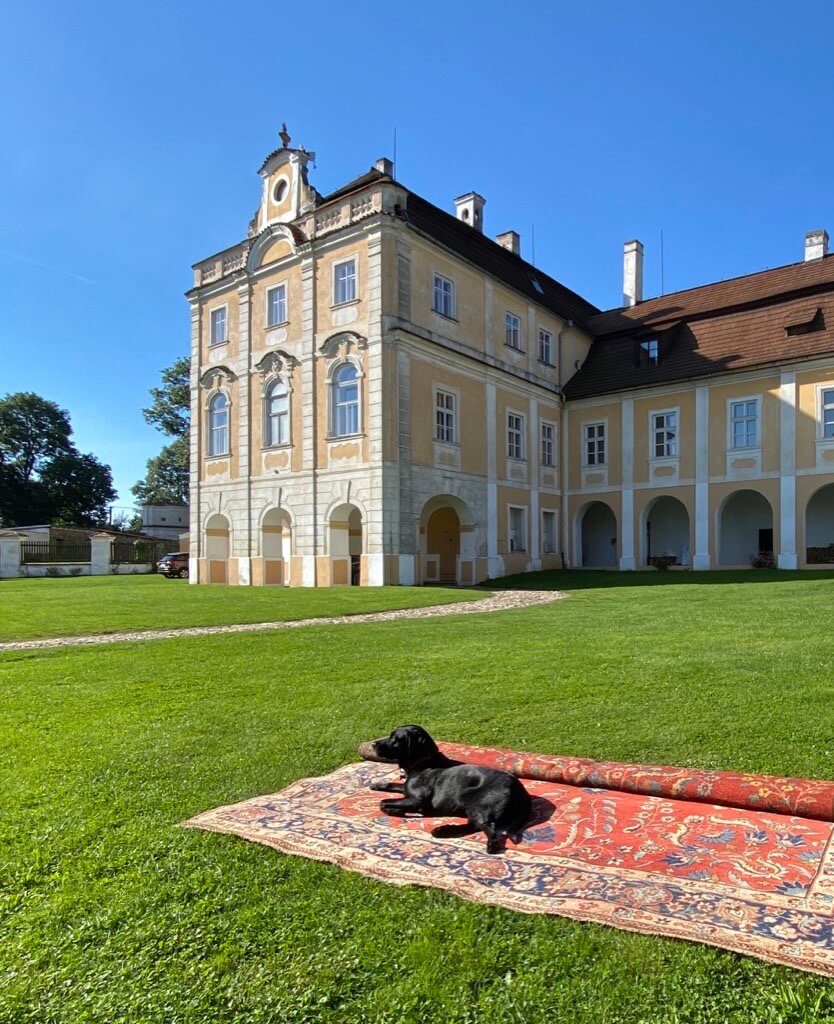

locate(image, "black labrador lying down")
(368, 725), (532, 855)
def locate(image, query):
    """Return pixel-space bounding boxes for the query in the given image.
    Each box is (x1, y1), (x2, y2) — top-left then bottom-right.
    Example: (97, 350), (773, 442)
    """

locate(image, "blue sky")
(2, 0), (833, 509)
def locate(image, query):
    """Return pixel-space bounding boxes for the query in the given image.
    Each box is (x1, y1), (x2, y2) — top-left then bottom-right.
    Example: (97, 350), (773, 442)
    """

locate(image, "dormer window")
(638, 338), (659, 366)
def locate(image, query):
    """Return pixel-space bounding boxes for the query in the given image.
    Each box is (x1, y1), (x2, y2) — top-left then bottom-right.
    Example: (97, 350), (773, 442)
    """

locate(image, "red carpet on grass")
(185, 742), (834, 975)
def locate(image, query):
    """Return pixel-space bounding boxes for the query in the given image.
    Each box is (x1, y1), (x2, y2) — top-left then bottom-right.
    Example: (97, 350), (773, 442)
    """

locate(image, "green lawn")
(0, 574), (480, 642)
(4, 572), (834, 1022)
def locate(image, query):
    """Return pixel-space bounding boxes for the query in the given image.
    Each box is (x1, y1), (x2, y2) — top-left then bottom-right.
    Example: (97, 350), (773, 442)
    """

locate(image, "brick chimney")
(496, 231), (520, 255)
(805, 229), (829, 262)
(623, 239), (644, 307)
(454, 192), (486, 232)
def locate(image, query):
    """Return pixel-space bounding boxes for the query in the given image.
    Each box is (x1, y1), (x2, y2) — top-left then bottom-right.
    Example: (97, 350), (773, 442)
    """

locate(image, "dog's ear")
(403, 725), (435, 761)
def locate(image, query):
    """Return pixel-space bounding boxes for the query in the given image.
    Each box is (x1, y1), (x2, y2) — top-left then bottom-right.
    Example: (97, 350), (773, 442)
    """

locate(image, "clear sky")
(3, 0), (833, 510)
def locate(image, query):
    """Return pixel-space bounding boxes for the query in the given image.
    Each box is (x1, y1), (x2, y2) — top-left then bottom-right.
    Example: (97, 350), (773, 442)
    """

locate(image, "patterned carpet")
(185, 743), (834, 975)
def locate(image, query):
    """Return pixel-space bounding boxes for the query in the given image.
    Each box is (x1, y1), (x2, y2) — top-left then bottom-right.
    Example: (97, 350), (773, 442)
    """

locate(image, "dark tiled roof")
(404, 193), (600, 331)
(317, 167), (388, 205)
(566, 258), (834, 399)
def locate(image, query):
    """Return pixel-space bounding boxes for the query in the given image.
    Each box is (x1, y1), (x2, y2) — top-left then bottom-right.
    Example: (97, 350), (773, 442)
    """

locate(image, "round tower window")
(273, 179), (288, 204)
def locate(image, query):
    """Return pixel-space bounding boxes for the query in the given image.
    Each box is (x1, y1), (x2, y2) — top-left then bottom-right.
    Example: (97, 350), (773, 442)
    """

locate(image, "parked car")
(157, 552), (189, 579)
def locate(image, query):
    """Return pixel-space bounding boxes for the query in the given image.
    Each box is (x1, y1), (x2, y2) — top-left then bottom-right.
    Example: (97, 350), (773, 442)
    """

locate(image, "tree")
(0, 392), (73, 482)
(0, 392), (116, 527)
(40, 451), (116, 527)
(131, 436), (189, 506)
(133, 357), (190, 509)
(142, 357), (190, 439)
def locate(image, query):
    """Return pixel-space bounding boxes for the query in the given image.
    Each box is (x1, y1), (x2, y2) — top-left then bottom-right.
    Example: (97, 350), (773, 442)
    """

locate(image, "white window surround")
(650, 406), (679, 460)
(505, 311), (523, 351)
(209, 304), (229, 346)
(265, 282), (289, 328)
(727, 395), (760, 452)
(432, 273), (456, 319)
(584, 420), (606, 467)
(507, 504), (528, 553)
(541, 509), (558, 554)
(507, 410), (525, 460)
(540, 420), (556, 467)
(538, 328), (555, 365)
(434, 385), (458, 444)
(816, 383), (834, 439)
(263, 377), (291, 448)
(332, 256), (358, 307)
(206, 391), (230, 457)
(272, 175), (290, 205)
(328, 359), (363, 438)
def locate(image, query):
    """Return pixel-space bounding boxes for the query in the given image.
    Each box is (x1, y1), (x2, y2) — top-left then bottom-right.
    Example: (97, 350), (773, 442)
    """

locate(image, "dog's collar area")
(403, 754), (438, 773)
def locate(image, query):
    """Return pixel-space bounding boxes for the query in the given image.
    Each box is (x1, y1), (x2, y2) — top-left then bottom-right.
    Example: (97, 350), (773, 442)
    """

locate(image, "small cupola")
(253, 123), (317, 234)
(454, 192), (486, 232)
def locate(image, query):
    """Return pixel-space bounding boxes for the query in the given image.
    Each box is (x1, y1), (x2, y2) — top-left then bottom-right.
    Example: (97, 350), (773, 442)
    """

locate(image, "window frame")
(507, 411), (525, 460)
(538, 328), (554, 366)
(541, 509), (557, 554)
(728, 396), (760, 451)
(584, 421), (606, 467)
(265, 282), (288, 328)
(650, 407), (678, 459)
(263, 377), (291, 448)
(434, 386), (458, 444)
(329, 360), (362, 438)
(209, 304), (229, 346)
(207, 391), (230, 457)
(505, 311), (523, 351)
(432, 273), (456, 320)
(818, 384), (834, 440)
(637, 337), (660, 366)
(540, 420), (556, 467)
(507, 505), (528, 553)
(332, 257), (358, 307)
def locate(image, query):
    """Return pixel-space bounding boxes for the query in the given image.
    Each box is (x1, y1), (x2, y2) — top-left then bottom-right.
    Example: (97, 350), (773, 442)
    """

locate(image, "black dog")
(369, 725), (532, 855)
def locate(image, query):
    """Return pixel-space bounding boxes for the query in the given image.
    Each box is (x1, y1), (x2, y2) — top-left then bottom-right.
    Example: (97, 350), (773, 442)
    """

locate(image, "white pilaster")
(366, 553), (385, 586)
(693, 386), (711, 570)
(398, 554), (415, 586)
(486, 379), (503, 577)
(619, 398), (635, 570)
(529, 398), (541, 570)
(778, 370), (798, 569)
(188, 299), (202, 583)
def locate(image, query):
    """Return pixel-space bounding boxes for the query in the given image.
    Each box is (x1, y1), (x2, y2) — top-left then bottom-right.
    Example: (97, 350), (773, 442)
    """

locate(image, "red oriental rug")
(184, 742), (834, 975)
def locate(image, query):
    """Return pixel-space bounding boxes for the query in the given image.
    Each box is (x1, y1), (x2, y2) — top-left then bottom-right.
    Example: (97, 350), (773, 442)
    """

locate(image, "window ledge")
(538, 359), (556, 368)
(262, 443), (292, 451)
(505, 345), (525, 354)
(208, 340), (228, 348)
(432, 309), (458, 323)
(265, 321), (290, 330)
(507, 456), (527, 463)
(434, 438), (460, 448)
(331, 299), (359, 310)
(327, 432), (364, 442)
(205, 452), (231, 460)
(728, 446), (761, 455)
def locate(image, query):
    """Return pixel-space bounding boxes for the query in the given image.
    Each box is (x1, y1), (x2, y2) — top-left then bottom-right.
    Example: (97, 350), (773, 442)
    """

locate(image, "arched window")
(331, 362), (360, 437)
(264, 378), (290, 447)
(207, 393), (229, 456)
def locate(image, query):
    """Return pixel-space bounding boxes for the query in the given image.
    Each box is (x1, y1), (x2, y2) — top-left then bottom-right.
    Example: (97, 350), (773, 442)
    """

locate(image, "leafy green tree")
(131, 436), (189, 506)
(0, 392), (116, 526)
(0, 392), (73, 482)
(40, 451), (116, 527)
(132, 357), (190, 509)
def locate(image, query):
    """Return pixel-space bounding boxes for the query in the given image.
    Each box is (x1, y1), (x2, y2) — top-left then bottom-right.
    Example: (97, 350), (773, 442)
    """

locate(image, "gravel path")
(0, 589), (565, 653)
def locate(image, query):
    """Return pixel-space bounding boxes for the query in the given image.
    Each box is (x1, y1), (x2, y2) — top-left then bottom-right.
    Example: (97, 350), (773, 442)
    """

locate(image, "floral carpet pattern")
(186, 744), (834, 975)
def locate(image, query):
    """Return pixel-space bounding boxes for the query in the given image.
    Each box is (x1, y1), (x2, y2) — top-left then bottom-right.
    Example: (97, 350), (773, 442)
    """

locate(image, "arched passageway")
(718, 490), (773, 566)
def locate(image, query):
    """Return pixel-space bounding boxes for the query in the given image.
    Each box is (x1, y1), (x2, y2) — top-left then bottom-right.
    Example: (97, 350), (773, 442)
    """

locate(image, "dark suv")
(157, 552), (189, 579)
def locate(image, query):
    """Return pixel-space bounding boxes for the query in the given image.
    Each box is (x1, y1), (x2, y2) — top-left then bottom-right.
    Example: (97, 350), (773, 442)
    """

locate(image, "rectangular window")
(652, 411), (677, 458)
(266, 284), (287, 327)
(823, 388), (834, 439)
(507, 413), (525, 460)
(432, 274), (455, 318)
(541, 510), (557, 554)
(540, 422), (555, 466)
(638, 338), (659, 366)
(508, 507), (527, 552)
(585, 422), (605, 465)
(505, 312), (522, 350)
(333, 259), (357, 305)
(435, 389), (457, 443)
(538, 329), (554, 365)
(730, 399), (758, 449)
(210, 307), (227, 345)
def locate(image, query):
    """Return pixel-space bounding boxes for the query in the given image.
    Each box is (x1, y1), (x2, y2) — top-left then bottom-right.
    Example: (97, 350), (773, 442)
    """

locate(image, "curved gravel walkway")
(0, 588), (565, 653)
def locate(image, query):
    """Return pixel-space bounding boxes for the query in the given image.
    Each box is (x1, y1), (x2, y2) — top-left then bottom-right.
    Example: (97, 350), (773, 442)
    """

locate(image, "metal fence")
(111, 538), (180, 565)
(21, 540), (92, 564)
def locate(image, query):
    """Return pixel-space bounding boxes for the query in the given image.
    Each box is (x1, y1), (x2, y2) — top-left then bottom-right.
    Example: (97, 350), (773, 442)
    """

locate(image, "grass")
(0, 574), (481, 642)
(4, 571), (834, 1022)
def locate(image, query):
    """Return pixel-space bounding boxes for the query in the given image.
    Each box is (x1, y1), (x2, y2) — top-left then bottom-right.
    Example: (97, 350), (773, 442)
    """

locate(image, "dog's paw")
(369, 781), (390, 791)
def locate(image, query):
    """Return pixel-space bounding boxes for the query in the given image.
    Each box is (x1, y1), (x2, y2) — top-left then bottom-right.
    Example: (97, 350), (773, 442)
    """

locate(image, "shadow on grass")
(486, 568), (834, 592)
